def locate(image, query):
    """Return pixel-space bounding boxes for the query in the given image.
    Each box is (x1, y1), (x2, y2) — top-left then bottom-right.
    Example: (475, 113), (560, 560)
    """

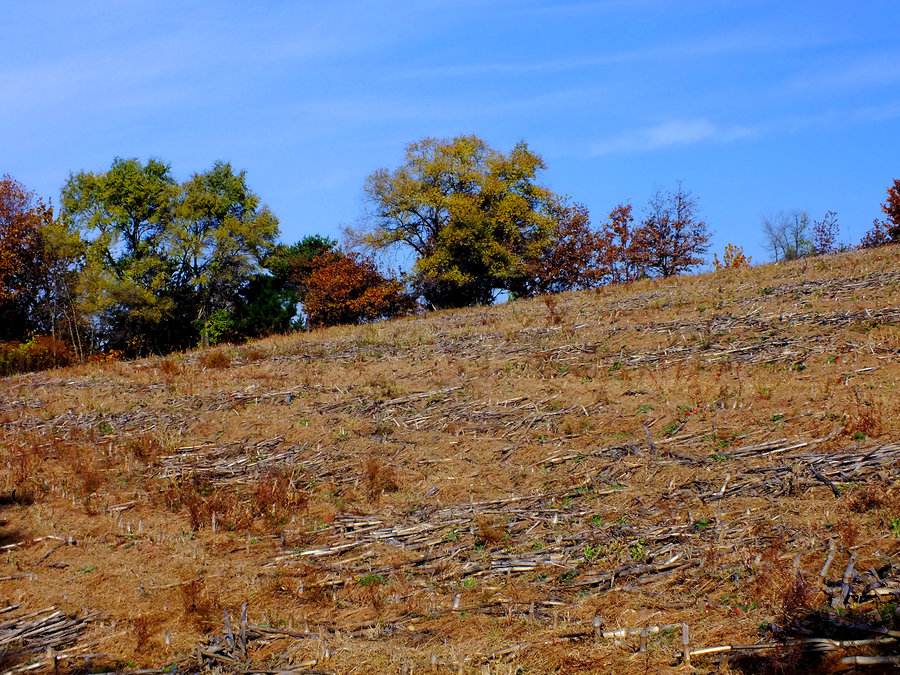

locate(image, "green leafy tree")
(363, 135), (559, 308)
(62, 159), (280, 354)
(61, 158), (178, 353)
(171, 161), (280, 346)
(61, 158), (176, 262)
(226, 274), (299, 341)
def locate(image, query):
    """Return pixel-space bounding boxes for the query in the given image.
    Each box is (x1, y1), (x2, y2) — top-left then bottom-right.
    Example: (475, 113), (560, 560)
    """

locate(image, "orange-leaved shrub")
(713, 243), (751, 271)
(0, 336), (72, 376)
(304, 252), (413, 328)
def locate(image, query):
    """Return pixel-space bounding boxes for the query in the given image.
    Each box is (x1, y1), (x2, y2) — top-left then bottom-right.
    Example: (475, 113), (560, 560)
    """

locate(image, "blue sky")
(2, 0), (898, 263)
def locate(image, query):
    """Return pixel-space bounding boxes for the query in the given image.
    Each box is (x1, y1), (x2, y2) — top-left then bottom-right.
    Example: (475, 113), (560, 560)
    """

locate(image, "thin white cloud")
(0, 5), (394, 117)
(788, 52), (900, 91)
(588, 99), (900, 157)
(396, 25), (835, 80)
(590, 119), (756, 155)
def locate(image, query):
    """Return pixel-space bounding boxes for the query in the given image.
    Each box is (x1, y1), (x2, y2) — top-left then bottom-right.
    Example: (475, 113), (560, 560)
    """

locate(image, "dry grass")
(2, 246), (900, 672)
(198, 349), (232, 369)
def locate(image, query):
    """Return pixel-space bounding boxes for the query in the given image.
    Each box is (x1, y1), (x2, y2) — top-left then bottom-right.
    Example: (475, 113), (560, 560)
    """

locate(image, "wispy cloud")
(0, 5), (392, 118)
(588, 98), (900, 157)
(396, 25), (835, 80)
(788, 52), (900, 91)
(589, 118), (755, 155)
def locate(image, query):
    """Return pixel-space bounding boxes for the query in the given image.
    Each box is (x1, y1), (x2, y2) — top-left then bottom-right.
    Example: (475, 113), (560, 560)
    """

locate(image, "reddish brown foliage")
(87, 349), (123, 364)
(592, 192), (709, 284)
(861, 219), (893, 248)
(198, 350), (231, 369)
(598, 202), (643, 284)
(363, 457), (399, 502)
(634, 186), (710, 278)
(845, 484), (899, 513)
(882, 178), (900, 238)
(157, 357), (183, 377)
(843, 386), (883, 439)
(305, 252), (412, 328)
(251, 468), (307, 525)
(862, 179), (900, 247)
(543, 295), (565, 325)
(811, 210), (840, 255)
(474, 514), (506, 545)
(1, 446), (41, 505)
(180, 578), (218, 629)
(528, 202), (604, 294)
(779, 572), (813, 627)
(0, 176), (47, 303)
(0, 336), (73, 376)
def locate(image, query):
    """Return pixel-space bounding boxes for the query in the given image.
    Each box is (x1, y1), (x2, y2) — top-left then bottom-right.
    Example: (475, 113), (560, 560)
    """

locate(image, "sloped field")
(2, 247), (900, 673)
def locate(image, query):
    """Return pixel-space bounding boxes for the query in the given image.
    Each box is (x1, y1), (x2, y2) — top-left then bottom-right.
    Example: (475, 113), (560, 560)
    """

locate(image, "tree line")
(2, 134), (899, 373)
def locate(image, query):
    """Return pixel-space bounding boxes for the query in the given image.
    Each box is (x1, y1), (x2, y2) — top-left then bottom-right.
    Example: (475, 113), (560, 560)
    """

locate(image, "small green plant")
(628, 540), (646, 561)
(662, 420), (682, 436)
(583, 543), (602, 563)
(771, 413), (785, 422)
(637, 403), (653, 414)
(461, 576), (477, 589)
(693, 517), (711, 531)
(890, 517), (900, 538)
(854, 431), (867, 442)
(590, 514), (604, 528)
(443, 529), (460, 542)
(710, 452), (730, 462)
(357, 573), (386, 586)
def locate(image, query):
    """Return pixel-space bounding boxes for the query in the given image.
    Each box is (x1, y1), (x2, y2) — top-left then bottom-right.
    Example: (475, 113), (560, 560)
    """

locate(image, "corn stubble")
(1, 246), (900, 673)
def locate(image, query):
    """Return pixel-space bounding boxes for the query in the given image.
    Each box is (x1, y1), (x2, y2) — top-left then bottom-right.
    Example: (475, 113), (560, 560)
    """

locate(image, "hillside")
(2, 246), (900, 674)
